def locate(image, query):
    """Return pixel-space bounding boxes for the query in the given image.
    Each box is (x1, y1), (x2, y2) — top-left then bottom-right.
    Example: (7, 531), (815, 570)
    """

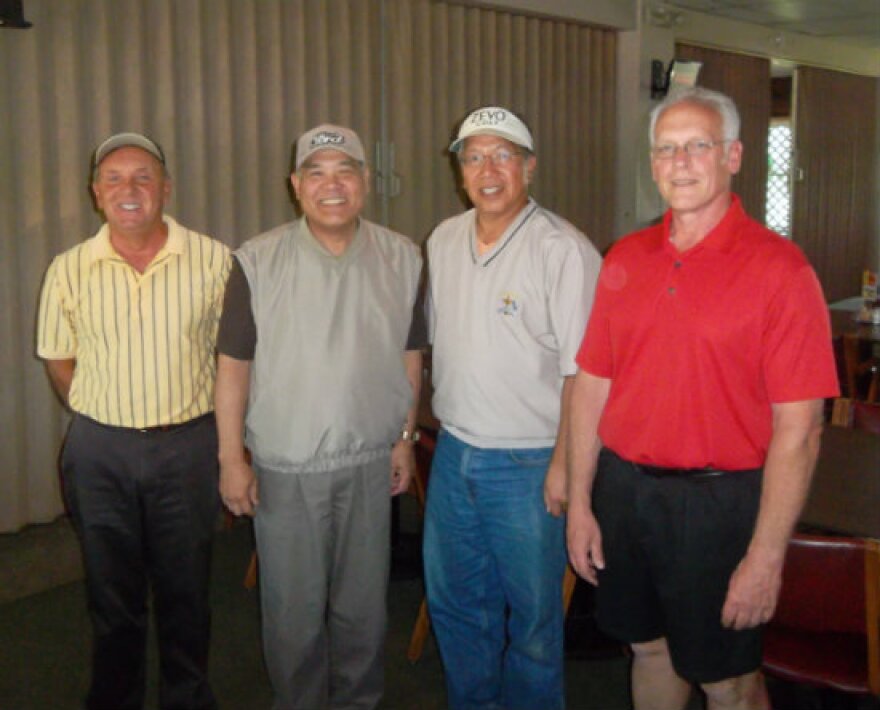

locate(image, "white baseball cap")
(295, 124), (366, 170)
(449, 106), (534, 153)
(94, 132), (165, 168)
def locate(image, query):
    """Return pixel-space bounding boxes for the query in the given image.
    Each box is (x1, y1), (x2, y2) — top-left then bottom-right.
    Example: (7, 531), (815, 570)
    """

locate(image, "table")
(800, 426), (880, 538)
(829, 309), (880, 344)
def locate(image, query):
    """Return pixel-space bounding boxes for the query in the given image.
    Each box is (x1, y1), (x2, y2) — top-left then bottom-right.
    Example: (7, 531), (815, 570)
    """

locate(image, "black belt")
(82, 412), (213, 435)
(633, 463), (755, 479)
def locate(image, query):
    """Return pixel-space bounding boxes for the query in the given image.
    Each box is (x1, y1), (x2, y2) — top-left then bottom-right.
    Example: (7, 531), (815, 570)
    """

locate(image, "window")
(766, 120), (793, 237)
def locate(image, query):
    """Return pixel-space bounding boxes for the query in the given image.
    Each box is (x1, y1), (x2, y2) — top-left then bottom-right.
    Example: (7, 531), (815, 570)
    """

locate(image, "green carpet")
(0, 519), (633, 709)
(6, 514), (862, 709)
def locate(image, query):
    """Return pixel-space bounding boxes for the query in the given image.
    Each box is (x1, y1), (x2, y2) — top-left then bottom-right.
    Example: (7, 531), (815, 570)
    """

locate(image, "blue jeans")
(423, 429), (566, 710)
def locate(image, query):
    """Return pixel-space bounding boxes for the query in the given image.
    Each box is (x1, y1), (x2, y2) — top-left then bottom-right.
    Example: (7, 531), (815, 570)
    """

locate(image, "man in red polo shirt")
(566, 87), (839, 710)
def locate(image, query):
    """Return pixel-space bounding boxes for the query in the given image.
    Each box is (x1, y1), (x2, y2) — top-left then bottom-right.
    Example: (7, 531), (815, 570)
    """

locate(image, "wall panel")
(792, 67), (878, 302)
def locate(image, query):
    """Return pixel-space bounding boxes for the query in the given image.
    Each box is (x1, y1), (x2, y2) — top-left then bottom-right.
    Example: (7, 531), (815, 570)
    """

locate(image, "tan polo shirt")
(36, 215), (231, 428)
(427, 199), (602, 448)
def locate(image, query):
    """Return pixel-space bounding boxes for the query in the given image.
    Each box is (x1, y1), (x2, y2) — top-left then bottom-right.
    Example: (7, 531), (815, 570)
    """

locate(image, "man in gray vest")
(214, 124), (424, 709)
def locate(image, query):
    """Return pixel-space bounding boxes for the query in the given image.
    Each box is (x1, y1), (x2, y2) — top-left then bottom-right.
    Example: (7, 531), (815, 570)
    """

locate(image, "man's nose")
(477, 156), (499, 175)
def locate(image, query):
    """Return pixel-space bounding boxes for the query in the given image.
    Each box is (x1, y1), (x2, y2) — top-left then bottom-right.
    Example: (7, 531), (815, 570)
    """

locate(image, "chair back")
(831, 397), (880, 435)
(773, 535), (866, 633)
(763, 533), (880, 696)
(853, 402), (880, 435)
(410, 428), (437, 514)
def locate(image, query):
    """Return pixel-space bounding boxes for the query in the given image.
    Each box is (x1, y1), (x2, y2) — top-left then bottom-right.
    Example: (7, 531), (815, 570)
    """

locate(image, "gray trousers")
(255, 457), (391, 710)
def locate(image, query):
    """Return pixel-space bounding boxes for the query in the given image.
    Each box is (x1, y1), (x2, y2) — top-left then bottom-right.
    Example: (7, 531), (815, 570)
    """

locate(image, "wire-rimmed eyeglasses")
(458, 148), (523, 168)
(651, 139), (729, 160)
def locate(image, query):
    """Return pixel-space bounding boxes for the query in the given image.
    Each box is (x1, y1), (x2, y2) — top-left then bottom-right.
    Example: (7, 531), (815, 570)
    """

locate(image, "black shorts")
(592, 448), (763, 684)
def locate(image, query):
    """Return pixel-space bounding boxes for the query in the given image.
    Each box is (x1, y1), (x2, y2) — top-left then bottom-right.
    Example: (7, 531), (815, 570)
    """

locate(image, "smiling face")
(459, 135), (535, 226)
(651, 100), (742, 221)
(92, 146), (170, 238)
(290, 149), (369, 242)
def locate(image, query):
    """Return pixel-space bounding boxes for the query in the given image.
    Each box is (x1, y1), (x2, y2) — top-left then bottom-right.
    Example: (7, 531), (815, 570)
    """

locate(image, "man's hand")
(721, 549), (783, 630)
(544, 459), (567, 517)
(566, 505), (605, 585)
(390, 441), (415, 496)
(220, 457), (259, 517)
(720, 399), (823, 630)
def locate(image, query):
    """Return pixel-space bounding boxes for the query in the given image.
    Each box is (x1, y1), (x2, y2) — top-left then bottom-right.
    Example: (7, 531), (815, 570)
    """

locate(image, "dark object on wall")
(651, 59), (669, 100)
(0, 0), (31, 29)
(651, 59), (702, 100)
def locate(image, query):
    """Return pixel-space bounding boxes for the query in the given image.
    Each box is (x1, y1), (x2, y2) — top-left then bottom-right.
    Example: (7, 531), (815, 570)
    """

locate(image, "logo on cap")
(310, 131), (345, 149)
(468, 109), (509, 127)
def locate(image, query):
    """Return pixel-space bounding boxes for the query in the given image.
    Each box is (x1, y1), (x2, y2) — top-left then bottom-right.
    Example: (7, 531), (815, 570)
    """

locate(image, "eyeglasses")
(651, 139), (729, 160)
(458, 148), (522, 168)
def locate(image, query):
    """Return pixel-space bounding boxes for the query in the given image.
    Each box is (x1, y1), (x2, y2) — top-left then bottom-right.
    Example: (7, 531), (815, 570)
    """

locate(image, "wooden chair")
(239, 448), (259, 590)
(224, 508), (259, 589)
(852, 401), (880, 435)
(243, 546), (258, 589)
(831, 397), (880, 435)
(762, 533), (880, 698)
(842, 333), (879, 403)
(406, 429), (579, 663)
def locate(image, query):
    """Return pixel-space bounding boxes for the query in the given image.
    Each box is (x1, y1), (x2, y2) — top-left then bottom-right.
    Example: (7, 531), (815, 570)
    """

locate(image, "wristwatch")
(400, 428), (421, 443)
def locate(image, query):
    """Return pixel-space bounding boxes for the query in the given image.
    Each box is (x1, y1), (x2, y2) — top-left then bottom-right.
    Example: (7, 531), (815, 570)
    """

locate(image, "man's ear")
(524, 155), (537, 185)
(725, 140), (743, 176)
(362, 165), (371, 195)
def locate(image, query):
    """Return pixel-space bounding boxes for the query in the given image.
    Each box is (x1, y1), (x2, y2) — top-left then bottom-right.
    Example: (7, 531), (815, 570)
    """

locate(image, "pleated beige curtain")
(0, 0), (616, 532)
(675, 43), (770, 223)
(0, 0), (382, 533)
(386, 0), (617, 247)
(792, 66), (878, 302)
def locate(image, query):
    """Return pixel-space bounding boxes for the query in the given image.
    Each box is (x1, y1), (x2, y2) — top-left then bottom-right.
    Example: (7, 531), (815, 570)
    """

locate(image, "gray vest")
(237, 218), (422, 473)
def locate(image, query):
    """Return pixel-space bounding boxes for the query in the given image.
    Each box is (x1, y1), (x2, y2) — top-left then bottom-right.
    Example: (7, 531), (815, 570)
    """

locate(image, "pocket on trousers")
(508, 448), (553, 467)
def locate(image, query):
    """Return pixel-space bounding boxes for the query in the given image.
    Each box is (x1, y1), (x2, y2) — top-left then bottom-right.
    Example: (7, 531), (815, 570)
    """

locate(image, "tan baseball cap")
(449, 107), (534, 153)
(295, 124), (366, 170)
(94, 132), (165, 168)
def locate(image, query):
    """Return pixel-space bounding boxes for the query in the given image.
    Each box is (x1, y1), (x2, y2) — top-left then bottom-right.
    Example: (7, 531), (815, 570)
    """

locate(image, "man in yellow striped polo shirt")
(36, 132), (230, 710)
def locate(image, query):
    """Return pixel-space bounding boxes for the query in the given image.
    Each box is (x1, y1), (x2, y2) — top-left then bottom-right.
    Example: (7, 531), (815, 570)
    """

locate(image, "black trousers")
(62, 413), (219, 710)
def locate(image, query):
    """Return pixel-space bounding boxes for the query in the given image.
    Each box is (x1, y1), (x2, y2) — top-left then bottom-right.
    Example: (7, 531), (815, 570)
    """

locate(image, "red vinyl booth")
(762, 533), (880, 698)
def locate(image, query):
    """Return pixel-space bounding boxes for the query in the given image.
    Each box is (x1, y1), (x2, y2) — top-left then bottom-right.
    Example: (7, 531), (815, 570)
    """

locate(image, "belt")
(136, 413), (213, 433)
(82, 412), (213, 434)
(634, 463), (735, 480)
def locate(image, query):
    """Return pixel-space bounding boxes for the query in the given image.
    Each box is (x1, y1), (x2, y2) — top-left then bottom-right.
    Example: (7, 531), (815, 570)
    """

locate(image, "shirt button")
(674, 261), (682, 268)
(668, 287), (676, 294)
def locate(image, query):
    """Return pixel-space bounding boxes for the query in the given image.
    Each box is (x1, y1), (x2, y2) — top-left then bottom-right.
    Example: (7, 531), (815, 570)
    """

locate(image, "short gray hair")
(649, 87), (741, 146)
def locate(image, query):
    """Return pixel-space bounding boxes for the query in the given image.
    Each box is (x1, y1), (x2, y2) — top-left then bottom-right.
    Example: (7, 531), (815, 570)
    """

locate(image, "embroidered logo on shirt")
(497, 292), (519, 316)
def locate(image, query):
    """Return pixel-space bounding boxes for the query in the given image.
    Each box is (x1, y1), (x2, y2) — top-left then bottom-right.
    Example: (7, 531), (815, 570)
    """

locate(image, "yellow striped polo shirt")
(37, 215), (231, 428)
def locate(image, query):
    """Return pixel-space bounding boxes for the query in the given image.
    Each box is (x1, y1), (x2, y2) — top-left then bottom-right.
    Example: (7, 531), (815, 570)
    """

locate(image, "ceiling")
(662, 0), (880, 49)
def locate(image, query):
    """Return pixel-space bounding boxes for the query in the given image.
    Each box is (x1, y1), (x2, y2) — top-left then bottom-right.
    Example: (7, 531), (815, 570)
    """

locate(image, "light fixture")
(646, 3), (684, 29)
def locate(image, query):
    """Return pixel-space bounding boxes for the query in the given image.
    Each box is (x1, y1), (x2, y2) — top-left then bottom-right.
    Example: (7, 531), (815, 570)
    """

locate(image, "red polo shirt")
(577, 196), (839, 470)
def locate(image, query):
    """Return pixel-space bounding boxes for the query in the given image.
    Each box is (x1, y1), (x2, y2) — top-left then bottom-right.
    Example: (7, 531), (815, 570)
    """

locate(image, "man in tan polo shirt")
(36, 132), (230, 710)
